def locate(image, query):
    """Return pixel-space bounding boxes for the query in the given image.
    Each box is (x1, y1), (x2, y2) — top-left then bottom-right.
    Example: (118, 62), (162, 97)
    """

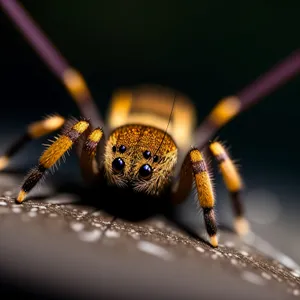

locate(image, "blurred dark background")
(0, 1), (300, 261)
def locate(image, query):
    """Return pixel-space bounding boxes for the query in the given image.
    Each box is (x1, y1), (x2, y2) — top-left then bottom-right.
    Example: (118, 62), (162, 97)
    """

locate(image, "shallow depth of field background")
(0, 1), (300, 261)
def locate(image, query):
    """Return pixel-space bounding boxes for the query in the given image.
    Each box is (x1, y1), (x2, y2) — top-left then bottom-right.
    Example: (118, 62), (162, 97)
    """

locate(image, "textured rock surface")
(0, 173), (299, 300)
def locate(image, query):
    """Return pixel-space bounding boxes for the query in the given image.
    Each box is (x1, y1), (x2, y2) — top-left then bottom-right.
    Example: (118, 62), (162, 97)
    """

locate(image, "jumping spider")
(1, 0), (299, 247)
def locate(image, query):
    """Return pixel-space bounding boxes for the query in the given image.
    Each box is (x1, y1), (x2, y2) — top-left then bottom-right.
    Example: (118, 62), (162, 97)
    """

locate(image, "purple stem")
(0, 0), (69, 79)
(237, 49), (300, 111)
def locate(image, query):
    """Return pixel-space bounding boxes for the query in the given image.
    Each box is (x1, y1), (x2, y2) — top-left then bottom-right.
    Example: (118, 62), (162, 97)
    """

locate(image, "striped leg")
(0, 115), (65, 171)
(209, 141), (249, 236)
(194, 50), (300, 150)
(173, 148), (218, 247)
(17, 119), (90, 203)
(0, 0), (104, 130)
(80, 127), (104, 184)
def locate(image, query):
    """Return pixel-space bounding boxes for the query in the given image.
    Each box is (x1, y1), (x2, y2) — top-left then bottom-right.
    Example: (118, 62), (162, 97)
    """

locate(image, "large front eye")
(112, 157), (125, 173)
(139, 164), (153, 180)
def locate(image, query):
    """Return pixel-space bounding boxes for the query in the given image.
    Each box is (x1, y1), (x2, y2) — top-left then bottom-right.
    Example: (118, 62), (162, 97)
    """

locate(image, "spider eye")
(112, 157), (125, 173)
(119, 145), (126, 153)
(153, 155), (159, 162)
(139, 164), (153, 179)
(143, 150), (151, 159)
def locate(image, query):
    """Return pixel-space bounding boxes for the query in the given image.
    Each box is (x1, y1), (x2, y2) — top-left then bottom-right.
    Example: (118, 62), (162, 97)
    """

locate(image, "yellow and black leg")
(80, 127), (104, 184)
(209, 141), (249, 236)
(172, 148), (218, 247)
(0, 115), (65, 171)
(17, 119), (90, 203)
(0, 0), (104, 130)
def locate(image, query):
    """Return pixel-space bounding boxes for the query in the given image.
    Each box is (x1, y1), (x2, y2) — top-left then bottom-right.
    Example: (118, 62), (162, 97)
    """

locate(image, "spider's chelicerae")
(1, 0), (300, 247)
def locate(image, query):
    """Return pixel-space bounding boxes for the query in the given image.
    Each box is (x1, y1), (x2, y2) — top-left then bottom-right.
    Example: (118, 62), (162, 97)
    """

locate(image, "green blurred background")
(0, 0), (300, 261)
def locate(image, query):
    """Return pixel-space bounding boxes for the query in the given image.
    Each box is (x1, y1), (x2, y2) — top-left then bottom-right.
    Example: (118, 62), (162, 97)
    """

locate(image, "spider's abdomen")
(106, 84), (197, 153)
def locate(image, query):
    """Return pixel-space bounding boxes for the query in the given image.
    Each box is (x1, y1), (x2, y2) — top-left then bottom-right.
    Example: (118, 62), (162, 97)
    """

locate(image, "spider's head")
(103, 124), (178, 196)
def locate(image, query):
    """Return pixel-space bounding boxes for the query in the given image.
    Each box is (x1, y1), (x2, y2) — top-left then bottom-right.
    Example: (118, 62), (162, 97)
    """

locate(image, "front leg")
(17, 119), (90, 203)
(172, 148), (218, 247)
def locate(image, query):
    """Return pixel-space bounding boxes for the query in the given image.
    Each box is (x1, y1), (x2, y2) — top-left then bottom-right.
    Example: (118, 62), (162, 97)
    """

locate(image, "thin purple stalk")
(0, 0), (68, 79)
(237, 49), (300, 111)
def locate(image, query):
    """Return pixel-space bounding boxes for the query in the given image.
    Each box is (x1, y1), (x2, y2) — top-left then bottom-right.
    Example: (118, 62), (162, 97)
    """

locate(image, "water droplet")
(240, 250), (249, 256)
(0, 201), (7, 206)
(231, 258), (238, 265)
(28, 211), (37, 217)
(30, 207), (38, 212)
(78, 229), (102, 242)
(137, 241), (173, 261)
(105, 230), (120, 238)
(241, 271), (265, 286)
(261, 272), (272, 280)
(195, 246), (205, 253)
(293, 289), (300, 296)
(70, 222), (84, 232)
(12, 207), (22, 213)
(212, 250), (223, 257)
(92, 211), (101, 217)
(3, 191), (12, 197)
(93, 223), (103, 228)
(129, 232), (140, 240)
(225, 241), (235, 248)
(153, 220), (165, 229)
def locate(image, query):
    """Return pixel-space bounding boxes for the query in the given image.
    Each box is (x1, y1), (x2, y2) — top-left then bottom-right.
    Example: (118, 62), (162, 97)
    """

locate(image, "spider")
(1, 0), (300, 248)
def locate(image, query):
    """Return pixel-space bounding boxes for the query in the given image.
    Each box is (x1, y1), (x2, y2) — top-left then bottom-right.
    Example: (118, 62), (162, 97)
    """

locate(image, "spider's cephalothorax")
(1, 0), (300, 248)
(104, 124), (177, 196)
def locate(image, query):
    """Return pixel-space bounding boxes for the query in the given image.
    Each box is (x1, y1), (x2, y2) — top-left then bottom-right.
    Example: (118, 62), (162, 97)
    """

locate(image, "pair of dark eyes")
(112, 157), (153, 179)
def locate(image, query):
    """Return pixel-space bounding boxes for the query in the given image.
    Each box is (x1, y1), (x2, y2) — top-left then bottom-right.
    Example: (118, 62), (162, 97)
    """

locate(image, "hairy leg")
(17, 119), (90, 203)
(209, 141), (249, 236)
(172, 148), (218, 247)
(0, 115), (65, 170)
